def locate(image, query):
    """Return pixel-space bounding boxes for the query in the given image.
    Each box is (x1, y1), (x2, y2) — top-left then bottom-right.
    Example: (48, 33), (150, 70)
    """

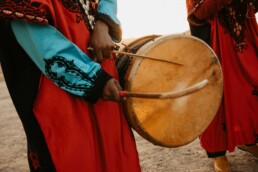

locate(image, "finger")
(103, 45), (113, 59)
(94, 50), (104, 63)
(102, 79), (115, 101)
(88, 47), (97, 61)
(113, 44), (120, 51)
(114, 80), (122, 91)
(113, 80), (124, 102)
(103, 50), (111, 59)
(108, 80), (121, 102)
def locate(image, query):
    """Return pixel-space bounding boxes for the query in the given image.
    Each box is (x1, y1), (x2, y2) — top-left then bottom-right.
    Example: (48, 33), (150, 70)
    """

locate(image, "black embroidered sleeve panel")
(44, 56), (112, 104)
(85, 68), (112, 103)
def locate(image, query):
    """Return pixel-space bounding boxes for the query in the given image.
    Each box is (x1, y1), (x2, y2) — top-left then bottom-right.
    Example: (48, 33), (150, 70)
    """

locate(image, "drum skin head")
(120, 34), (223, 148)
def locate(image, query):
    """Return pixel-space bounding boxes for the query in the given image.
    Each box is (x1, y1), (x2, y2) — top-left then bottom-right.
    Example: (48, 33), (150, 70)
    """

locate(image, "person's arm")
(187, 0), (233, 25)
(10, 20), (112, 103)
(89, 0), (122, 63)
(195, 0), (232, 20)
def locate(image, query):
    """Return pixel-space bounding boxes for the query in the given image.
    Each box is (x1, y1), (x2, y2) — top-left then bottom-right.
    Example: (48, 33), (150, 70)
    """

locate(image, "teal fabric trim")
(10, 20), (102, 97)
(98, 0), (120, 25)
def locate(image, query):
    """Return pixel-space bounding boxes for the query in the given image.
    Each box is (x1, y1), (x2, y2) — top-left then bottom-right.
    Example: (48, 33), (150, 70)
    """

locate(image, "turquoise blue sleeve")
(98, 0), (120, 24)
(96, 0), (122, 42)
(10, 20), (112, 103)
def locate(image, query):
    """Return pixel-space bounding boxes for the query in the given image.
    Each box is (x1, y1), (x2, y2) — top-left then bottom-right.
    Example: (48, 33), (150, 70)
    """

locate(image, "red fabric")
(187, 0), (258, 152)
(193, 0), (228, 20)
(34, 59), (141, 172)
(13, 0), (142, 171)
(186, 0), (232, 25)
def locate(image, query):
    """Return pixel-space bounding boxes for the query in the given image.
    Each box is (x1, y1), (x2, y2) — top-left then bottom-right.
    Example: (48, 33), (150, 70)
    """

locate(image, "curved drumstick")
(119, 79), (209, 99)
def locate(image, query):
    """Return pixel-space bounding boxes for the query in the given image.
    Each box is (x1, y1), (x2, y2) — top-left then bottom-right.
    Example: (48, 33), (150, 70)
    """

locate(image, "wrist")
(95, 20), (109, 33)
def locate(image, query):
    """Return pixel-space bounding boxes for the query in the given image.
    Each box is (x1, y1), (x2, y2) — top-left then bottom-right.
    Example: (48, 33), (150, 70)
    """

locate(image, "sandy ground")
(0, 67), (258, 172)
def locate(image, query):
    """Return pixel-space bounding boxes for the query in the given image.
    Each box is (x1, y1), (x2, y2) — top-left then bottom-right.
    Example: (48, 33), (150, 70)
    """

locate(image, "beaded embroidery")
(218, 1), (248, 52)
(44, 56), (100, 97)
(0, 1), (48, 24)
(78, 0), (98, 31)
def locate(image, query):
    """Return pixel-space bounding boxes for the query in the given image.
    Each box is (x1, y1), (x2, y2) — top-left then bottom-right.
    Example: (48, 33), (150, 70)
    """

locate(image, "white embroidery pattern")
(78, 0), (95, 30)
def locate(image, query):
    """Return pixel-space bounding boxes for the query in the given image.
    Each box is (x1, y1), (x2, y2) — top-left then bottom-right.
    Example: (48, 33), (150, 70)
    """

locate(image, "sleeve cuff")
(85, 69), (113, 104)
(188, 14), (208, 26)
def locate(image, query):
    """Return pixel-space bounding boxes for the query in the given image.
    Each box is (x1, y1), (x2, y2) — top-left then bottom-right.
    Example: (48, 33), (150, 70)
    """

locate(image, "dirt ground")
(0, 67), (258, 172)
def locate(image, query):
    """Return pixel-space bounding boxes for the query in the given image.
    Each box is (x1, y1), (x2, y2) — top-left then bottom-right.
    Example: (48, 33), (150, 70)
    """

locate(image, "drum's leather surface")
(116, 34), (223, 147)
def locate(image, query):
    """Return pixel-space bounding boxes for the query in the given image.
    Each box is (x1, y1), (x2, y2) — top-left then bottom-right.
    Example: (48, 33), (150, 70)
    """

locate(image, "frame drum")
(116, 34), (223, 148)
